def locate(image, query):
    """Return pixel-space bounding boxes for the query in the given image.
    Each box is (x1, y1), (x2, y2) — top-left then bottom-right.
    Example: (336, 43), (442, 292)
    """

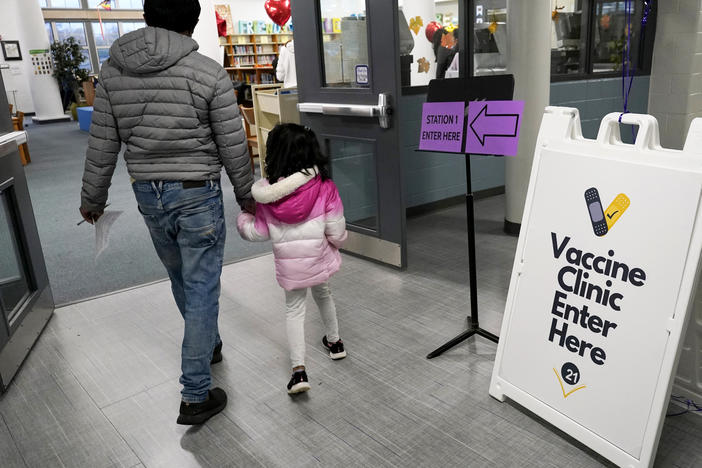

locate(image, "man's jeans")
(133, 180), (225, 403)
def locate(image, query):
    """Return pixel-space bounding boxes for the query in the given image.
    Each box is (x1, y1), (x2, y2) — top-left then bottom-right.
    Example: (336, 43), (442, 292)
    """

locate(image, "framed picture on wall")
(1, 41), (22, 61)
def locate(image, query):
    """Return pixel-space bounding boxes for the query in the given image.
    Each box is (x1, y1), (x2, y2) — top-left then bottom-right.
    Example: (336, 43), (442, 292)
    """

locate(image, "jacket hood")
(252, 167), (320, 224)
(109, 27), (198, 74)
(286, 41), (295, 54)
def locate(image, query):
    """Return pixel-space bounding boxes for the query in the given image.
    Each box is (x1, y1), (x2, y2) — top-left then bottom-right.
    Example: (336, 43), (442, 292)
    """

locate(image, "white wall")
(216, 0), (270, 25)
(0, 1), (38, 113)
(648, 0), (702, 150)
(1, 0), (65, 120)
(193, 0), (224, 63)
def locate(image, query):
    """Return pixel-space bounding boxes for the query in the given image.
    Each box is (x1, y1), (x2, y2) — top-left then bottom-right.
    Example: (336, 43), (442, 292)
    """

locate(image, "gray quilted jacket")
(80, 27), (253, 212)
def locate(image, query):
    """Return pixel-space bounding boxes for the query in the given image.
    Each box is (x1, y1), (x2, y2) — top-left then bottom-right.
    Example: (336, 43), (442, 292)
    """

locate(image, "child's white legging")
(284, 282), (340, 368)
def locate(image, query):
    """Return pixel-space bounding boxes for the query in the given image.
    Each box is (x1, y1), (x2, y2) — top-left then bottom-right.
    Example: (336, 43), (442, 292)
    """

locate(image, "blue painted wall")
(550, 76), (650, 140)
(401, 76), (651, 208)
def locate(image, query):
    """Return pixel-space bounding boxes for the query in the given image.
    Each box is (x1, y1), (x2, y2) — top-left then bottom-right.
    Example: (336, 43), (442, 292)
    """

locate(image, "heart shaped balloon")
(264, 0), (291, 27)
(425, 21), (442, 42)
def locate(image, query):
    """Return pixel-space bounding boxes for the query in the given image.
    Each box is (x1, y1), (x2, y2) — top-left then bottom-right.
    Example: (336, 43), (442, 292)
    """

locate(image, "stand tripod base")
(426, 321), (499, 359)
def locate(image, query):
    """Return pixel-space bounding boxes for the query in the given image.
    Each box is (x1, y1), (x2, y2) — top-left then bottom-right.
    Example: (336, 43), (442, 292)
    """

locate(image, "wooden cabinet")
(222, 33), (293, 85)
(252, 84), (300, 176)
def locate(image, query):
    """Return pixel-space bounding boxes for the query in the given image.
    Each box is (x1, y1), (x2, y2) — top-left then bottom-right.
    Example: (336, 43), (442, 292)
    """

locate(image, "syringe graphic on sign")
(465, 100), (524, 156)
(584, 188), (630, 237)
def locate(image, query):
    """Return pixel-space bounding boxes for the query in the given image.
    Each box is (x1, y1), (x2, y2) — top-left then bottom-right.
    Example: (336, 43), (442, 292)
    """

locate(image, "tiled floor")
(0, 196), (700, 467)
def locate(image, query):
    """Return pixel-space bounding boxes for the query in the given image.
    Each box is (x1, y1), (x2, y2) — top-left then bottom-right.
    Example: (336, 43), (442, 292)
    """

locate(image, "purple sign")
(465, 100), (524, 156)
(419, 101), (465, 153)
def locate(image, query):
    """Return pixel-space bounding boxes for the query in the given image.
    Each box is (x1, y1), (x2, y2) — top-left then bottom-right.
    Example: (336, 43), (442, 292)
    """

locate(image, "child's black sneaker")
(177, 387), (227, 425)
(322, 336), (347, 360)
(287, 370), (311, 394)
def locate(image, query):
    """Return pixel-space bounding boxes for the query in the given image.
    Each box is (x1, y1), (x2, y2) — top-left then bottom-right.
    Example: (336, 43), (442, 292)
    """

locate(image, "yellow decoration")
(417, 57), (430, 73)
(604, 193), (630, 230)
(409, 16), (423, 35)
(444, 24), (456, 33)
(488, 21), (498, 34)
(332, 18), (341, 33)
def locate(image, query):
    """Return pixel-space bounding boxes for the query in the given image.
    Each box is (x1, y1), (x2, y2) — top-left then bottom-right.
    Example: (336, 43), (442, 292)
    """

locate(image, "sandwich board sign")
(490, 107), (702, 468)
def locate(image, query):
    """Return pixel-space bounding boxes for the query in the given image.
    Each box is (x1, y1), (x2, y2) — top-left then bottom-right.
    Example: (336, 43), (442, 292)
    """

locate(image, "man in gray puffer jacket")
(79, 0), (253, 425)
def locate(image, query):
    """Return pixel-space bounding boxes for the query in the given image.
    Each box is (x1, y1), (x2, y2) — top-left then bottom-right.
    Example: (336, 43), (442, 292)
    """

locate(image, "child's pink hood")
(254, 173), (322, 224)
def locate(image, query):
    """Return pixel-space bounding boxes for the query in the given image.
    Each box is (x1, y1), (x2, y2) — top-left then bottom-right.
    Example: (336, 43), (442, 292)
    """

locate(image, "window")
(44, 20), (144, 73)
(551, 0), (656, 80)
(87, 0), (143, 9)
(120, 22), (145, 34)
(50, 22), (92, 71)
(592, 0), (647, 74)
(473, 1), (507, 77)
(41, 0), (82, 8)
(397, 0), (462, 88)
(92, 22), (119, 67)
(550, 1), (588, 76)
(45, 21), (54, 43)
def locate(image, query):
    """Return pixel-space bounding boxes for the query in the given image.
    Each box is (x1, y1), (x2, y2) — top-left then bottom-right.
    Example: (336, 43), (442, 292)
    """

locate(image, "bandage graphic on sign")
(604, 193), (630, 230)
(584, 188), (608, 237)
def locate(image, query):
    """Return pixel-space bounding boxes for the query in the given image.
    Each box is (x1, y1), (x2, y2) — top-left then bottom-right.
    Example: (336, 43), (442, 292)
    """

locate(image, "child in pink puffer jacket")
(237, 123), (348, 394)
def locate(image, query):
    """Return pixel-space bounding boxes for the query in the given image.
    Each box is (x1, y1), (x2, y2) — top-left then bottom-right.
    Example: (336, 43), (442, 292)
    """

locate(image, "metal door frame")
(0, 141), (54, 392)
(292, 0), (407, 268)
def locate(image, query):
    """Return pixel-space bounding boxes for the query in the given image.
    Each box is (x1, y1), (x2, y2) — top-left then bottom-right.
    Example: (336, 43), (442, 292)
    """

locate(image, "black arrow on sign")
(469, 103), (520, 146)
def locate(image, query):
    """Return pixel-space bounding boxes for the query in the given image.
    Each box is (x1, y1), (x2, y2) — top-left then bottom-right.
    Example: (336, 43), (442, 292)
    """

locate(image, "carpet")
(22, 120), (271, 305)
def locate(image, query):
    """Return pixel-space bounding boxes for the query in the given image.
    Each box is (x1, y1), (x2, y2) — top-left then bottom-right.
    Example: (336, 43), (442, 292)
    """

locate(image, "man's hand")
(241, 199), (256, 215)
(79, 207), (103, 225)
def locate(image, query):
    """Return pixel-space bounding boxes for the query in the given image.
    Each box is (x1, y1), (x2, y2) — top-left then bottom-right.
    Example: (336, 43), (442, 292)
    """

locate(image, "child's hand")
(241, 198), (256, 215)
(237, 208), (270, 242)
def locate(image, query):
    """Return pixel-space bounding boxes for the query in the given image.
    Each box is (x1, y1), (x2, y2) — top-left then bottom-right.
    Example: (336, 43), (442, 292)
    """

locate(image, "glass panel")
(92, 22), (120, 47)
(89, 0), (143, 8)
(592, 0), (645, 73)
(55, 22), (88, 46)
(327, 138), (378, 231)
(116, 0), (143, 9)
(38, 0), (48, 8)
(47, 0), (82, 8)
(97, 48), (111, 67)
(551, 0), (587, 76)
(397, 0), (461, 87)
(120, 21), (145, 34)
(473, 1), (508, 76)
(45, 22), (54, 43)
(319, 0), (369, 88)
(79, 48), (93, 72)
(0, 192), (31, 321)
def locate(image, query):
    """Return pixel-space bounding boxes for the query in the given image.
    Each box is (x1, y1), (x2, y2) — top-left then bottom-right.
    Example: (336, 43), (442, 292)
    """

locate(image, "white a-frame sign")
(490, 107), (702, 468)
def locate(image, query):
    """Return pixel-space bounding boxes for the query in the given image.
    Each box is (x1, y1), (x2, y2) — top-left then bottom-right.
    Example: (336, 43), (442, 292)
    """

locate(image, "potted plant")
(51, 37), (90, 117)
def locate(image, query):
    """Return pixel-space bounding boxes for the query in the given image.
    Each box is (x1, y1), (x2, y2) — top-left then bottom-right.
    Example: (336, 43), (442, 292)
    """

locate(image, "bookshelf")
(221, 33), (294, 84)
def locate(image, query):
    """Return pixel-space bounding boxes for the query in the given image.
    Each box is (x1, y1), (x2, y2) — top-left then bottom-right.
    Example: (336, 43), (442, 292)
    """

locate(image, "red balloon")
(425, 21), (442, 42)
(264, 0), (291, 27)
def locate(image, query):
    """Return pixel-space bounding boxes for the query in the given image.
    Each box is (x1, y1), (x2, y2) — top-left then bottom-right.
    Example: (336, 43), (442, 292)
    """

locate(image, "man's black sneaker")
(211, 341), (223, 364)
(177, 388), (227, 425)
(322, 336), (347, 360)
(287, 370), (311, 394)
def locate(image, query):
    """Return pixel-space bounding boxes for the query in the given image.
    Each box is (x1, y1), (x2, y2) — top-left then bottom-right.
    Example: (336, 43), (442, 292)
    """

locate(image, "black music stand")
(424, 75), (515, 359)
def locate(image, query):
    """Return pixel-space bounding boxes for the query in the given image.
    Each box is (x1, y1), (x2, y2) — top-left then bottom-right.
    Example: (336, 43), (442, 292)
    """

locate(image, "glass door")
(292, 0), (406, 268)
(0, 141), (54, 392)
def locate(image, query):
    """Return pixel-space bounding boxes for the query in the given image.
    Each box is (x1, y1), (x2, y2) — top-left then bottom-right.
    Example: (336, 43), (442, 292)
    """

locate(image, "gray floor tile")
(1, 195), (700, 467)
(0, 364), (140, 467)
(0, 413), (26, 468)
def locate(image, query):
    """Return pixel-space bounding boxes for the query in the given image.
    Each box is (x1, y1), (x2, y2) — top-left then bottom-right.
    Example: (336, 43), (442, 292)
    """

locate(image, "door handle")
(297, 93), (392, 129)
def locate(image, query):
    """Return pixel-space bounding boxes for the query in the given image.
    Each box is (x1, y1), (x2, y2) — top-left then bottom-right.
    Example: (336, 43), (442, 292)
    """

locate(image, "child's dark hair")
(143, 0), (200, 34)
(265, 123), (331, 182)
